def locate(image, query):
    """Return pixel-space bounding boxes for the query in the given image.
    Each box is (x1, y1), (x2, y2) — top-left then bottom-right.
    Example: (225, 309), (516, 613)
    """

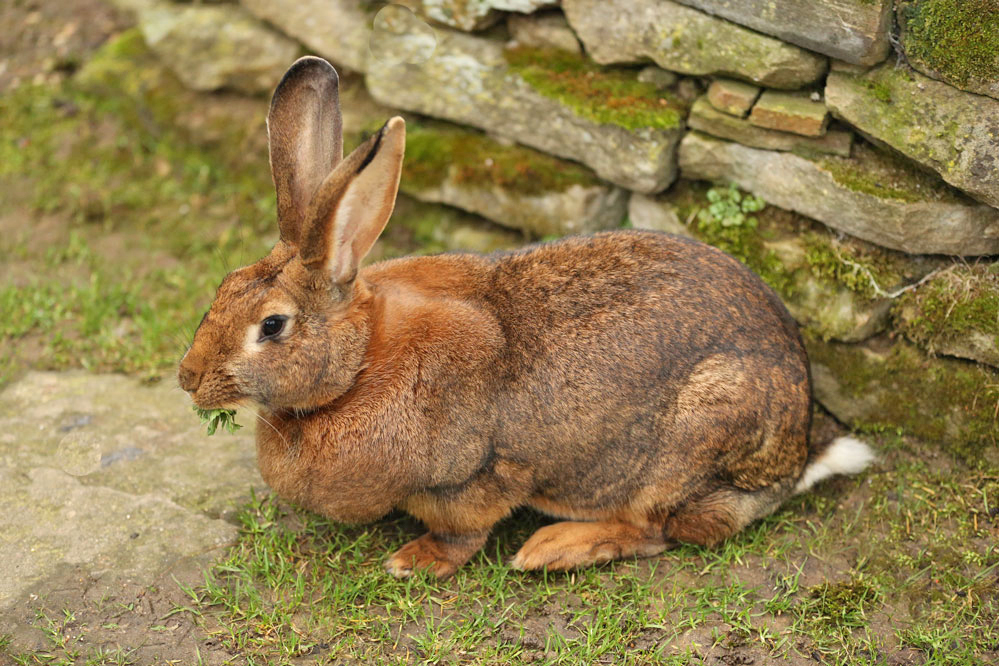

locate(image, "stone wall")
(118, 0), (998, 461)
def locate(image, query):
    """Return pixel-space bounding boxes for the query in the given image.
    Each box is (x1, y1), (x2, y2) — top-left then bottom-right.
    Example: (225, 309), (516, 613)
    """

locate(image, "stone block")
(749, 90), (829, 137)
(707, 78), (761, 117)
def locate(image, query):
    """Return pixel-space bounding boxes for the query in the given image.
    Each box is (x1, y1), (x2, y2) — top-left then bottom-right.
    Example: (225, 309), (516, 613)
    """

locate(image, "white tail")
(794, 436), (875, 494)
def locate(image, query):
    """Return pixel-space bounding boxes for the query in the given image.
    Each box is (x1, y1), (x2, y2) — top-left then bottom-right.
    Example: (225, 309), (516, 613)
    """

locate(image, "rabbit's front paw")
(384, 531), (487, 579)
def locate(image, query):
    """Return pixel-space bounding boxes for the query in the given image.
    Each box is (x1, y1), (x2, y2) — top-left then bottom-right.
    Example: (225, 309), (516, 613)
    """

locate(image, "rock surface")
(402, 125), (627, 236)
(689, 96), (852, 157)
(707, 78), (760, 117)
(808, 336), (999, 463)
(366, 32), (684, 193)
(897, 0), (999, 101)
(240, 0), (372, 72)
(137, 3), (299, 93)
(0, 372), (262, 616)
(398, 0), (559, 31)
(825, 65), (999, 209)
(679, 132), (999, 256)
(508, 11), (582, 54)
(895, 262), (999, 369)
(748, 90), (829, 137)
(671, 0), (893, 66)
(562, 0), (827, 89)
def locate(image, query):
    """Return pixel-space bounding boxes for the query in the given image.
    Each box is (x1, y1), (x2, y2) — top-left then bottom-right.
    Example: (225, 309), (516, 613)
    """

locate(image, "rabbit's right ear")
(267, 57), (343, 246)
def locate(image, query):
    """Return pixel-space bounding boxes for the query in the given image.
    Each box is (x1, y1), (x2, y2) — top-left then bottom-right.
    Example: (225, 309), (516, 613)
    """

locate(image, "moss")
(900, 0), (999, 89)
(817, 141), (958, 204)
(503, 46), (686, 131)
(803, 234), (904, 300)
(800, 576), (881, 632)
(402, 122), (599, 195)
(895, 263), (999, 355)
(807, 336), (999, 461)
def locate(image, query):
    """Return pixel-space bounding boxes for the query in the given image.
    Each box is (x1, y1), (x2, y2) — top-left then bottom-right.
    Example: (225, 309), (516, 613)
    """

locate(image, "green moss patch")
(900, 0), (999, 90)
(817, 141), (959, 203)
(402, 122), (599, 195)
(808, 336), (999, 461)
(895, 262), (999, 358)
(503, 46), (686, 131)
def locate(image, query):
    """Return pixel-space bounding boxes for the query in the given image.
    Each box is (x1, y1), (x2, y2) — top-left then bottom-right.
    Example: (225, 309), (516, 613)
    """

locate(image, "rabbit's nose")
(178, 362), (202, 394)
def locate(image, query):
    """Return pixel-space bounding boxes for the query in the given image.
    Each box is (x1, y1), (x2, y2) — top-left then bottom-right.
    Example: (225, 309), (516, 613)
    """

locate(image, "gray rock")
(688, 96), (852, 157)
(138, 3), (299, 94)
(240, 0), (372, 73)
(402, 126), (628, 236)
(0, 371), (263, 614)
(679, 132), (999, 256)
(369, 4), (439, 67)
(671, 0), (893, 66)
(637, 66), (680, 90)
(897, 0), (999, 101)
(562, 0), (827, 89)
(807, 336), (999, 463)
(508, 11), (582, 54)
(628, 193), (692, 238)
(365, 30), (684, 193)
(825, 65), (999, 210)
(397, 0), (559, 32)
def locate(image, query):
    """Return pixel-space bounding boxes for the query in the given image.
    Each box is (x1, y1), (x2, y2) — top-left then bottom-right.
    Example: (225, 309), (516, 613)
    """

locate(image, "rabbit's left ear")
(299, 117), (406, 284)
(267, 56), (343, 246)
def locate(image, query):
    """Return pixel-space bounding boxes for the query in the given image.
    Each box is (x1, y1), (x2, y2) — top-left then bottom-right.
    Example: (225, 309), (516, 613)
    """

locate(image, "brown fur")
(179, 58), (814, 578)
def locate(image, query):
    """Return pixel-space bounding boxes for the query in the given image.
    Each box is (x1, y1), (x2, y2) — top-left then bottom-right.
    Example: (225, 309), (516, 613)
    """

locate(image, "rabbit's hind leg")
(663, 482), (792, 548)
(510, 520), (668, 571)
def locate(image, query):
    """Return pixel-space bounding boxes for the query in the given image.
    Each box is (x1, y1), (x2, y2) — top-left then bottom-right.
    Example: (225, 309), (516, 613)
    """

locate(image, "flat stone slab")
(397, 0), (559, 32)
(240, 0), (372, 73)
(671, 0), (893, 66)
(826, 65), (999, 210)
(562, 0), (827, 89)
(366, 31), (684, 193)
(508, 11), (582, 54)
(707, 78), (760, 117)
(679, 131), (999, 256)
(689, 96), (852, 157)
(0, 371), (263, 616)
(748, 91), (829, 137)
(402, 125), (627, 236)
(139, 3), (299, 94)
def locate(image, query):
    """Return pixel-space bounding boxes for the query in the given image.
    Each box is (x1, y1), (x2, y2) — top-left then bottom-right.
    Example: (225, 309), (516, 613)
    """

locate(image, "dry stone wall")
(126, 0), (999, 461)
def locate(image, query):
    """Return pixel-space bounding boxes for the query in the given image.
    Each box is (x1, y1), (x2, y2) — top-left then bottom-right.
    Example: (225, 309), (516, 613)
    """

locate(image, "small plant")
(697, 184), (766, 234)
(194, 406), (242, 436)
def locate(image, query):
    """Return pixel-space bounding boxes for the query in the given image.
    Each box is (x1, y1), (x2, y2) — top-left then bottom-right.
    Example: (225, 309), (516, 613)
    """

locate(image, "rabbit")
(178, 56), (874, 578)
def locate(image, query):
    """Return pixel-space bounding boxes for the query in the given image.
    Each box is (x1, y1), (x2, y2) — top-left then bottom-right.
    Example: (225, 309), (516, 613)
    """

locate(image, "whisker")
(247, 406), (289, 448)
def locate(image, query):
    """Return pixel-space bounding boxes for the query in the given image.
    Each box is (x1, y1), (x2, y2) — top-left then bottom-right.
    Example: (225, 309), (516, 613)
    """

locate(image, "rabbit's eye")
(259, 315), (287, 340)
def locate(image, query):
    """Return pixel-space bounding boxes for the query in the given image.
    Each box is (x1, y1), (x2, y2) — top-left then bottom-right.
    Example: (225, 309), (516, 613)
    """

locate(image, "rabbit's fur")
(179, 57), (870, 577)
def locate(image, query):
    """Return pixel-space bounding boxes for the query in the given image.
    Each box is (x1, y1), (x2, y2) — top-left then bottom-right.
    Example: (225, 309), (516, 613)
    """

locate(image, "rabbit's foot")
(511, 520), (667, 571)
(385, 531), (488, 579)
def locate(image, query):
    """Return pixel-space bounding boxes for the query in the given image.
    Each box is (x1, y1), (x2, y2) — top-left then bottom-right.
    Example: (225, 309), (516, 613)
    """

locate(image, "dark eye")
(259, 315), (287, 340)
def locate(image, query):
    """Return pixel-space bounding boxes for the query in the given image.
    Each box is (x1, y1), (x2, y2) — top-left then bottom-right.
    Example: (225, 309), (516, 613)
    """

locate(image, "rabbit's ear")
(299, 117), (405, 284)
(267, 56), (343, 245)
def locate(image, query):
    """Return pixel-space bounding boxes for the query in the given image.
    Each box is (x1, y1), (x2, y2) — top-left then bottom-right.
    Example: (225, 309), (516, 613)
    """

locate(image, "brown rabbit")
(178, 57), (873, 578)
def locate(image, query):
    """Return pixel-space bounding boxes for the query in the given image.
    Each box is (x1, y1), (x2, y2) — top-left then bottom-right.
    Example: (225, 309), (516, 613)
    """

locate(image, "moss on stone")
(817, 142), (958, 203)
(895, 263), (999, 356)
(807, 335), (999, 462)
(503, 46), (686, 131)
(402, 122), (600, 195)
(803, 233), (904, 300)
(900, 0), (999, 89)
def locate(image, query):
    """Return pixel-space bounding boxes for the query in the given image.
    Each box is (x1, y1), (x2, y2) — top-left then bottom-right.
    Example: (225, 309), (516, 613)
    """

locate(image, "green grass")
(139, 432), (999, 665)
